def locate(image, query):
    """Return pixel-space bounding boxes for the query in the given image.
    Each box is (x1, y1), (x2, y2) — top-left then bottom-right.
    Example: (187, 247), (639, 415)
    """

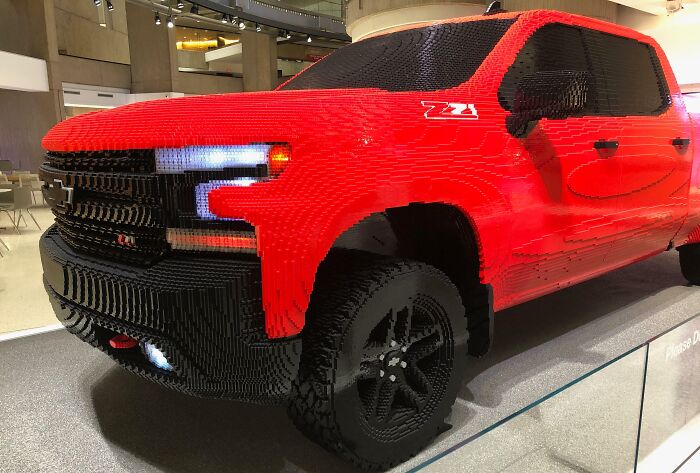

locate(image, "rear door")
(582, 31), (694, 263)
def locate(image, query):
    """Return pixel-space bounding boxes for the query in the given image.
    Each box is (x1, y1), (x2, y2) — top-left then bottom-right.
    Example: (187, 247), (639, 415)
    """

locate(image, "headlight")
(155, 144), (291, 176)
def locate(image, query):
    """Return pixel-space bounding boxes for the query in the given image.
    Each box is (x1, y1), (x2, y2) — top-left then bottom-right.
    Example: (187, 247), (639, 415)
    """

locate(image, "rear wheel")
(679, 243), (700, 284)
(287, 250), (468, 470)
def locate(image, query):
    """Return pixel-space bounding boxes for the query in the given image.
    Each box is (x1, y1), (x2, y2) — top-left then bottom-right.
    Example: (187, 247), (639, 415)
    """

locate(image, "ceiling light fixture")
(177, 0), (185, 8)
(167, 16), (175, 28)
(93, 0), (101, 6)
(190, 3), (199, 14)
(238, 20), (246, 30)
(285, 30), (291, 39)
(221, 14), (229, 23)
(256, 23), (262, 32)
(106, 0), (114, 11)
(307, 35), (312, 43)
(155, 12), (161, 25)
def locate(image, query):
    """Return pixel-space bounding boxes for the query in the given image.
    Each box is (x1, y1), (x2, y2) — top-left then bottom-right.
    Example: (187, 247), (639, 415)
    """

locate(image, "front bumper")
(40, 225), (301, 404)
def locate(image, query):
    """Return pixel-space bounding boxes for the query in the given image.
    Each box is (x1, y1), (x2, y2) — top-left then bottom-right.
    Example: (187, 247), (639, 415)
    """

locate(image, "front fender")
(241, 177), (512, 338)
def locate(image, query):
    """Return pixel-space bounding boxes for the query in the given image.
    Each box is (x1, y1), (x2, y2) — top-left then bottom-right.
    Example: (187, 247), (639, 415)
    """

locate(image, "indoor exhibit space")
(0, 1), (699, 472)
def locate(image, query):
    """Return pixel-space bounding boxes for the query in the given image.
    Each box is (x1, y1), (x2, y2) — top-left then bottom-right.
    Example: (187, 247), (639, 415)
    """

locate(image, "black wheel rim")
(356, 295), (452, 433)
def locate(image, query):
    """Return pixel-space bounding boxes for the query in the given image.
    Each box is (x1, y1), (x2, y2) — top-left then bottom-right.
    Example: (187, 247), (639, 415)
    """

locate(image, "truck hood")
(42, 89), (368, 152)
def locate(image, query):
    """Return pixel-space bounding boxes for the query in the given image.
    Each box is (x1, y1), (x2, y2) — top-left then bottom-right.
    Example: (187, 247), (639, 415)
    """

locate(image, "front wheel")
(679, 243), (700, 284)
(287, 251), (468, 470)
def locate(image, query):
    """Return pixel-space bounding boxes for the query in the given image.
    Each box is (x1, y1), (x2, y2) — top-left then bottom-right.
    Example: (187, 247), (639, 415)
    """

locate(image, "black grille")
(40, 151), (166, 265)
(40, 150), (263, 266)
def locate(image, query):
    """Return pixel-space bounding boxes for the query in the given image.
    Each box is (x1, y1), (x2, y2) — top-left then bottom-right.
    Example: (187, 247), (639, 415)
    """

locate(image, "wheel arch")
(321, 202), (495, 356)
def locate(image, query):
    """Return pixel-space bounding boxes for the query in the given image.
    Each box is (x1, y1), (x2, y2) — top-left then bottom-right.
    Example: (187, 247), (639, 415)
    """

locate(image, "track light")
(221, 14), (228, 23)
(238, 20), (246, 30)
(167, 16), (174, 28)
(285, 30), (291, 39)
(106, 0), (113, 11)
(190, 3), (199, 14)
(93, 0), (101, 6)
(177, 0), (185, 8)
(256, 23), (262, 32)
(307, 35), (312, 43)
(155, 12), (161, 25)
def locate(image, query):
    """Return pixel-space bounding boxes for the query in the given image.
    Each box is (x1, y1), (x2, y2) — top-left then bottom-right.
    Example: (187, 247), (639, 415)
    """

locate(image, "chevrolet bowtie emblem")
(44, 179), (74, 210)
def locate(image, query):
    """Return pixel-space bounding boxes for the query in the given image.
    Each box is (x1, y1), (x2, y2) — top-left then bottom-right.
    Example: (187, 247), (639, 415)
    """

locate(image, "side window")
(498, 24), (598, 114)
(583, 31), (671, 116)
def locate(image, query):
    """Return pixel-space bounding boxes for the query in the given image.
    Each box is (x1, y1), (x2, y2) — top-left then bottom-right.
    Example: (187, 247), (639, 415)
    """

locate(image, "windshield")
(279, 18), (515, 93)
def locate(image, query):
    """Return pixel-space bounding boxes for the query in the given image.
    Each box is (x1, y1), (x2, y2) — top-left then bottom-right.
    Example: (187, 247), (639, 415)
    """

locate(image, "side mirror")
(506, 70), (591, 137)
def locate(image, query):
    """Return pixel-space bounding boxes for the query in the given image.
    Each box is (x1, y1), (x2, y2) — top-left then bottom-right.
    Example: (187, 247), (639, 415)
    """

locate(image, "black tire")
(679, 243), (700, 284)
(287, 250), (468, 470)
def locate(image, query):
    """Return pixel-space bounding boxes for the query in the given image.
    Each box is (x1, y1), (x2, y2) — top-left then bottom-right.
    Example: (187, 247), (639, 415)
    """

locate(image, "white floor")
(0, 206), (58, 334)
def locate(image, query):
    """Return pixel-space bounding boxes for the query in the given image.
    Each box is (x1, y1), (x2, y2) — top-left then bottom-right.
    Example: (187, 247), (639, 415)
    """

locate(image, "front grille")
(40, 150), (262, 265)
(40, 150), (167, 265)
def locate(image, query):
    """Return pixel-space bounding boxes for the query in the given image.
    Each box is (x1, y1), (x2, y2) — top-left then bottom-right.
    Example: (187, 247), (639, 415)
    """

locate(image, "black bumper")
(40, 225), (301, 404)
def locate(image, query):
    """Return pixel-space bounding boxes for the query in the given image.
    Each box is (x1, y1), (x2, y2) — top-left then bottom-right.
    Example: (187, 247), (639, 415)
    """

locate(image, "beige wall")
(500, 0), (617, 22)
(0, 0), (63, 170)
(58, 55), (131, 89)
(173, 72), (243, 95)
(346, 1), (485, 41)
(55, 0), (129, 64)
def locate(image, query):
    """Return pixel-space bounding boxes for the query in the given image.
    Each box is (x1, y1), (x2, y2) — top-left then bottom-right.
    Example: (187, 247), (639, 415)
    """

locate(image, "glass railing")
(404, 313), (700, 472)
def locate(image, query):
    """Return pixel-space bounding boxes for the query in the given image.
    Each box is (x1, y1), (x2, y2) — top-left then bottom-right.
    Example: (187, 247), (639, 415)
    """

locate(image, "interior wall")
(501, 0), (617, 22)
(54, 0), (130, 64)
(58, 55), (131, 90)
(617, 5), (700, 89)
(0, 0), (63, 171)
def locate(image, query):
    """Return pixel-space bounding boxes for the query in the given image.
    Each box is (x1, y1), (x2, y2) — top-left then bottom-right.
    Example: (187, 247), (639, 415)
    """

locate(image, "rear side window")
(498, 23), (671, 117)
(279, 18), (515, 92)
(583, 30), (671, 116)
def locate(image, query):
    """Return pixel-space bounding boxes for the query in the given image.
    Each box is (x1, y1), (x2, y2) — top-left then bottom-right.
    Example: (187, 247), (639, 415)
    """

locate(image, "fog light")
(142, 342), (174, 371)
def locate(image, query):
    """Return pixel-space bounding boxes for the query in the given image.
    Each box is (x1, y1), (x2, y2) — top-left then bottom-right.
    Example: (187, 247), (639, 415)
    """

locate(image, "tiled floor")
(0, 206), (57, 334)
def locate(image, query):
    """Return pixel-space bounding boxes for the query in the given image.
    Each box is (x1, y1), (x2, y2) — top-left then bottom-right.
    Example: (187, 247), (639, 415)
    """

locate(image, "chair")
(0, 187), (41, 232)
(18, 174), (44, 205)
(0, 236), (8, 257)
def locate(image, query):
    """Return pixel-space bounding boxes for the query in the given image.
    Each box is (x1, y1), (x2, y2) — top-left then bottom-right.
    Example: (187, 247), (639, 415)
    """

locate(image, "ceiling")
(611, 0), (700, 15)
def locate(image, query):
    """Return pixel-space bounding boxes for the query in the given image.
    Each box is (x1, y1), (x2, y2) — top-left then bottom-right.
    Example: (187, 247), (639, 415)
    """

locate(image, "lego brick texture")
(40, 9), (699, 343)
(40, 226), (301, 403)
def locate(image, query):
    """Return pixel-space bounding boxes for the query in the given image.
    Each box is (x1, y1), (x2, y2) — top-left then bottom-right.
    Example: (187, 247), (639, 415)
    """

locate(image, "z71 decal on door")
(422, 101), (479, 120)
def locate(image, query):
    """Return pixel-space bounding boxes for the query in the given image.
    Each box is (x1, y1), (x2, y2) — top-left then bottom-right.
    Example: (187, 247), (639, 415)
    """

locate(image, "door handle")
(594, 139), (619, 150)
(672, 137), (691, 147)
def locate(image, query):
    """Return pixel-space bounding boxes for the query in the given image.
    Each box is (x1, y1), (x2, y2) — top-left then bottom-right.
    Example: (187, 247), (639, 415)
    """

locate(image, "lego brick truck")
(40, 8), (699, 470)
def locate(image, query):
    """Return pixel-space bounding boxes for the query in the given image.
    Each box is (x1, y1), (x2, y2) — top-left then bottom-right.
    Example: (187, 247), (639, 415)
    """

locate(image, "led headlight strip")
(167, 228), (257, 254)
(155, 145), (271, 173)
(194, 178), (256, 220)
(155, 144), (291, 175)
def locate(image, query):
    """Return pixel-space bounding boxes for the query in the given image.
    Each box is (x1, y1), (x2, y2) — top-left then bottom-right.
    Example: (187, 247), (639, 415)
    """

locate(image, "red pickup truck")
(40, 8), (699, 470)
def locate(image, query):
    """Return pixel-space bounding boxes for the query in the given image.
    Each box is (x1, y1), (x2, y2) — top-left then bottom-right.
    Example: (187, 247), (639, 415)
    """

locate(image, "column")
(241, 29), (278, 92)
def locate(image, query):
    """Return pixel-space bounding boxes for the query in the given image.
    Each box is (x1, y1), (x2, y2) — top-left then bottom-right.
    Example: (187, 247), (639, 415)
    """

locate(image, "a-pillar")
(241, 29), (278, 92)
